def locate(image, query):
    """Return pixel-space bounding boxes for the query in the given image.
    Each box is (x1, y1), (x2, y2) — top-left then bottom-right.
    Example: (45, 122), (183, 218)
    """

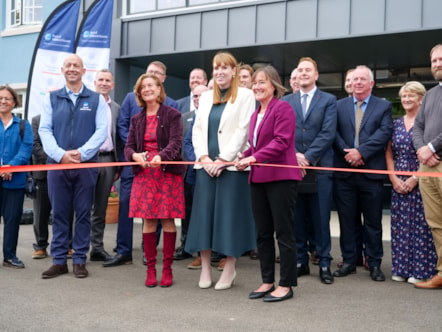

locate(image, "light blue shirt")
(299, 86), (317, 114)
(39, 85), (108, 163)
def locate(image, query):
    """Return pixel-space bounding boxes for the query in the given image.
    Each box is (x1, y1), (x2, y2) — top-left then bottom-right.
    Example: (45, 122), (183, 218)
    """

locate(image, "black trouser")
(251, 180), (298, 287)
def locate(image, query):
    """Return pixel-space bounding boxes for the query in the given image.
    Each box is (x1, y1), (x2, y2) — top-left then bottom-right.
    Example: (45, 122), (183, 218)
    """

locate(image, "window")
(6, 0), (42, 28)
(126, 0), (242, 14)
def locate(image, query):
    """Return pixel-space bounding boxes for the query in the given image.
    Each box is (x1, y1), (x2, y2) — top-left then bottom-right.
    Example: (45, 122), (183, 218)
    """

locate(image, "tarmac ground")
(0, 204), (441, 332)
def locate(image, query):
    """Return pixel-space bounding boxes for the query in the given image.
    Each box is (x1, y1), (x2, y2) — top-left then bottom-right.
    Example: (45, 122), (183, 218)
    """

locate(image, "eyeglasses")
(147, 70), (165, 77)
(0, 97), (13, 102)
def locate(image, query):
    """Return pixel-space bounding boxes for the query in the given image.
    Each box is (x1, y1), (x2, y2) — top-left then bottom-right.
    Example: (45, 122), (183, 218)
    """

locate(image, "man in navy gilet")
(39, 54), (108, 279)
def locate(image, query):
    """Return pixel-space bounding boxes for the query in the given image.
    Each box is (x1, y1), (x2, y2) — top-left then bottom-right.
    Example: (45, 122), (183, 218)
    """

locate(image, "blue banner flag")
(76, 0), (115, 89)
(25, 0), (81, 120)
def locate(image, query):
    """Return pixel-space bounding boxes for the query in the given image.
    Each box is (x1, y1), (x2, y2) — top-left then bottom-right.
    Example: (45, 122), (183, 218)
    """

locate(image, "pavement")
(0, 200), (441, 332)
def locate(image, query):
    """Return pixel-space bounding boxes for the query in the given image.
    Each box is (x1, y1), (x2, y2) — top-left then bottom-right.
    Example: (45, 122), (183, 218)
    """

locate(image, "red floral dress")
(129, 114), (185, 219)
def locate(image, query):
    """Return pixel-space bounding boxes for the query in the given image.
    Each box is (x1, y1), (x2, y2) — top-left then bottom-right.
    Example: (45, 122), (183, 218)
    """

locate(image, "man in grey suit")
(90, 69), (121, 261)
(176, 68), (207, 115)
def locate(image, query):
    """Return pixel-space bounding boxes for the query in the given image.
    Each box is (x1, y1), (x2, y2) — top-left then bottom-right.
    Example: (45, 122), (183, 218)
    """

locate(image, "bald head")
(192, 84), (208, 110)
(61, 54), (86, 91)
(289, 68), (299, 93)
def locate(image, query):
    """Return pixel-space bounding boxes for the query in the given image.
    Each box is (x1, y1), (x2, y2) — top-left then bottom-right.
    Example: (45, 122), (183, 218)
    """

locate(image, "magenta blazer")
(243, 97), (302, 183)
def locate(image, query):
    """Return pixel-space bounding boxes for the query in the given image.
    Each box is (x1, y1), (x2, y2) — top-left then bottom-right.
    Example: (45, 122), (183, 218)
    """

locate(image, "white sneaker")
(392, 275), (406, 282)
(407, 277), (424, 284)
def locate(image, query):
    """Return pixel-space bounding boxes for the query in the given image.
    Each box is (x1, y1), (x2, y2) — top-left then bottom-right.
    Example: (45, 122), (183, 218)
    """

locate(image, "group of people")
(2, 43), (442, 302)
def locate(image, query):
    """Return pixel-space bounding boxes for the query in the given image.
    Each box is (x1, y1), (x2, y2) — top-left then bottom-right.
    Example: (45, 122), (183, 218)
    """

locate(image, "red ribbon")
(2, 161), (441, 178)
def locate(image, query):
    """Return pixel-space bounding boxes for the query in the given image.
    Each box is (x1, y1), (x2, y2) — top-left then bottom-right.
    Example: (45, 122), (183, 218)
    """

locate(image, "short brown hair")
(0, 85), (21, 108)
(239, 63), (254, 75)
(133, 74), (166, 108)
(252, 66), (286, 99)
(298, 57), (318, 72)
(147, 61), (167, 74)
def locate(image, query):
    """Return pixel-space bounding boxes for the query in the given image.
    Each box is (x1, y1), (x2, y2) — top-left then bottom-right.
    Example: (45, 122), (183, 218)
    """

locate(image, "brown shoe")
(73, 264), (88, 278)
(187, 256), (202, 269)
(218, 258), (226, 271)
(414, 274), (442, 289)
(32, 249), (48, 259)
(42, 264), (68, 279)
(310, 251), (319, 265)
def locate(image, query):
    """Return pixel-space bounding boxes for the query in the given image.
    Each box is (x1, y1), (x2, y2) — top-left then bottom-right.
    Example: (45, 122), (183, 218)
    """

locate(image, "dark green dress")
(185, 94), (256, 259)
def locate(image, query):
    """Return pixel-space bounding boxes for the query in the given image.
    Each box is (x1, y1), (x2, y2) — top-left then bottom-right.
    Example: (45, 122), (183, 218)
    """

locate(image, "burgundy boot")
(143, 232), (157, 287)
(160, 232), (177, 287)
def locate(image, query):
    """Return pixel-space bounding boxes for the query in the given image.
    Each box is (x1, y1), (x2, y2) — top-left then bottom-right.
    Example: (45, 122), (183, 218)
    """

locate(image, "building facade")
(2, 0), (442, 117)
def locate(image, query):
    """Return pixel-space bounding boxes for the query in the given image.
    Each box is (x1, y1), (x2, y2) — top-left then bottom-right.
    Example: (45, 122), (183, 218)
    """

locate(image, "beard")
(432, 67), (442, 81)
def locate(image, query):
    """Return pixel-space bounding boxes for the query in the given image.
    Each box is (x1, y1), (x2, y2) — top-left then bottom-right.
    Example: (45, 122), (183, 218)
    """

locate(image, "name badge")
(80, 102), (92, 111)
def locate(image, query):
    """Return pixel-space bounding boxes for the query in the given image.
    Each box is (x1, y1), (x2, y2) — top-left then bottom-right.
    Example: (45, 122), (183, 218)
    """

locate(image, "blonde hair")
(398, 81), (426, 98)
(430, 44), (442, 58)
(212, 52), (239, 104)
(133, 74), (166, 108)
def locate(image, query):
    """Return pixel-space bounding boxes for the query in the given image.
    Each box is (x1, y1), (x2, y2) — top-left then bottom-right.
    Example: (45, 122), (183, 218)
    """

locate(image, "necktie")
(302, 94), (308, 118)
(355, 101), (364, 147)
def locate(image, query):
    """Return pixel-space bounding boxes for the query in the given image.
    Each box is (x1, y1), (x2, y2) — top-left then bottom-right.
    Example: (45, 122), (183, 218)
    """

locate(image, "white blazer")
(192, 87), (255, 171)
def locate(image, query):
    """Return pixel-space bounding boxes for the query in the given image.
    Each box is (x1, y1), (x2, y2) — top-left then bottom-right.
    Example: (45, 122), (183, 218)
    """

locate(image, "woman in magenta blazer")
(238, 66), (302, 302)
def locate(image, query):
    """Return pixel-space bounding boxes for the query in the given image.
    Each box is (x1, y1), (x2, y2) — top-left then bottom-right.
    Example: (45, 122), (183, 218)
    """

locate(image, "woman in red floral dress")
(125, 73), (185, 288)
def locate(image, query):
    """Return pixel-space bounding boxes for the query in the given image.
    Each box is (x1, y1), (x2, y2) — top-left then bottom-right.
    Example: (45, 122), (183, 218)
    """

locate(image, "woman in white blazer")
(185, 52), (256, 290)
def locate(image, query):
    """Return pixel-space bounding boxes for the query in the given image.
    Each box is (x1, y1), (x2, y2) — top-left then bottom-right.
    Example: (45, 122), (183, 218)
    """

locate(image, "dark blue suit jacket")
(282, 89), (337, 170)
(333, 95), (393, 179)
(183, 113), (196, 185)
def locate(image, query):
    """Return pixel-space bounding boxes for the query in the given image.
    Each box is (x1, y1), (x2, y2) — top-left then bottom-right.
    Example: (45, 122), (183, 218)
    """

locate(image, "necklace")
(404, 115), (415, 124)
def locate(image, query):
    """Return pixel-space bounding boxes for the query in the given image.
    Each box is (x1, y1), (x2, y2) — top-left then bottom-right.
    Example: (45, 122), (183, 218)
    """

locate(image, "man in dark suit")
(173, 69), (207, 261)
(175, 84), (208, 262)
(333, 65), (393, 282)
(176, 68), (207, 115)
(89, 69), (121, 262)
(31, 115), (52, 259)
(104, 61), (178, 267)
(282, 57), (337, 285)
